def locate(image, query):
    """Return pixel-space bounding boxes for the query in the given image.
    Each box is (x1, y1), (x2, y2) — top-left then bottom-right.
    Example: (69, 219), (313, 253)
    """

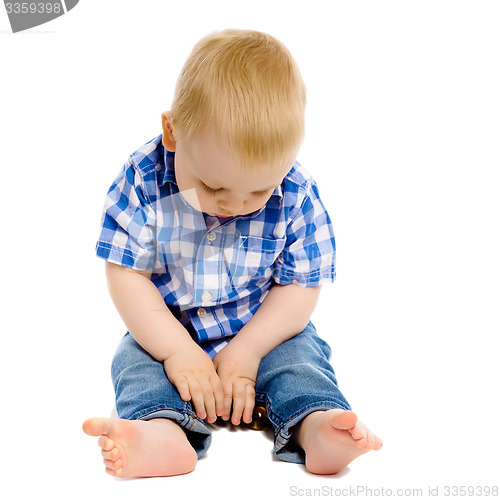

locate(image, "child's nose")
(218, 195), (245, 214)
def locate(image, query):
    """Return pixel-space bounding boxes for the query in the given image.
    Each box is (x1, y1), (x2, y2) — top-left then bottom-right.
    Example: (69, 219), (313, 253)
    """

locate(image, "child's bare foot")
(295, 409), (382, 475)
(82, 417), (197, 478)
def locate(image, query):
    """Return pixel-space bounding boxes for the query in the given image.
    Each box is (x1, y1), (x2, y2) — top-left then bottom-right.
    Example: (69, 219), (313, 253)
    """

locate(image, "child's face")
(172, 130), (295, 218)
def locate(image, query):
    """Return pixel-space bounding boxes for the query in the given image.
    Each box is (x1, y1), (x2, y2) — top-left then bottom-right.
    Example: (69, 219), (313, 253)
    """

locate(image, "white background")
(1, 1), (499, 498)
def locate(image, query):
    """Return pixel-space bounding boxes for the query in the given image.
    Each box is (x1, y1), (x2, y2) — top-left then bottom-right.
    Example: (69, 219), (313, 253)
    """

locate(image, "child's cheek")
(197, 193), (213, 214)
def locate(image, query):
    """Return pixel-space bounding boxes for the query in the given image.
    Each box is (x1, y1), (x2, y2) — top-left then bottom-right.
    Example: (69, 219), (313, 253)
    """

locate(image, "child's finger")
(201, 382), (217, 423)
(187, 379), (207, 420)
(171, 375), (191, 402)
(222, 382), (233, 421)
(242, 384), (256, 424)
(230, 382), (246, 425)
(211, 375), (225, 417)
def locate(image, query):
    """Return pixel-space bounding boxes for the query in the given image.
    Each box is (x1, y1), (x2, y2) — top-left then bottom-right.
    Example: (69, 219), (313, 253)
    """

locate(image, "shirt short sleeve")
(95, 159), (157, 270)
(273, 179), (336, 287)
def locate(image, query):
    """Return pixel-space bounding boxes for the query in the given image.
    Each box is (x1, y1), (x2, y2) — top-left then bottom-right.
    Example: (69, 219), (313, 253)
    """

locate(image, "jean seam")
(132, 405), (202, 431)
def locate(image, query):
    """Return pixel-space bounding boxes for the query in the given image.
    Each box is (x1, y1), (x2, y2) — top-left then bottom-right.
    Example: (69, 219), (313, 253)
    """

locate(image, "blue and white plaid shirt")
(96, 135), (336, 358)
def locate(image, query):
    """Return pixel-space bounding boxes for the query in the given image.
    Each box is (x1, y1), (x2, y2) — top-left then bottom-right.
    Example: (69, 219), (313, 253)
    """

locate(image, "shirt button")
(206, 232), (217, 242)
(201, 291), (212, 302)
(197, 308), (207, 318)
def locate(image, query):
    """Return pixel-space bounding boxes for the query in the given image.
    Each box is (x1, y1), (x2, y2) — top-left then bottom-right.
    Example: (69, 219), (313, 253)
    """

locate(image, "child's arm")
(213, 283), (321, 424)
(105, 261), (223, 422)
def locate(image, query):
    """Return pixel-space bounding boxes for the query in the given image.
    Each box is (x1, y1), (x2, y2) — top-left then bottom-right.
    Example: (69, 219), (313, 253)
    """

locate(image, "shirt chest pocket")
(224, 236), (286, 288)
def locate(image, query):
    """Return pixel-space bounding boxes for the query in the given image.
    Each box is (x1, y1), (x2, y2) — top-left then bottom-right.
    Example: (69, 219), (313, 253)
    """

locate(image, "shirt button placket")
(203, 231), (219, 303)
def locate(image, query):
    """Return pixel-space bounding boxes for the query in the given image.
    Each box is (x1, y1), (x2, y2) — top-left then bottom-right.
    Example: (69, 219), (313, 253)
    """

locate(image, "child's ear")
(161, 111), (176, 151)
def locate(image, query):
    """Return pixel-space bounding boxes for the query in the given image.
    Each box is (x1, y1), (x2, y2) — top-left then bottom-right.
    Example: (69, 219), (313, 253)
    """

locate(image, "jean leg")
(254, 322), (351, 464)
(111, 332), (211, 458)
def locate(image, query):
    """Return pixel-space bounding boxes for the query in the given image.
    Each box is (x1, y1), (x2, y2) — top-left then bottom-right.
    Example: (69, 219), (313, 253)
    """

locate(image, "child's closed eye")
(252, 189), (272, 197)
(200, 181), (271, 197)
(200, 182), (223, 195)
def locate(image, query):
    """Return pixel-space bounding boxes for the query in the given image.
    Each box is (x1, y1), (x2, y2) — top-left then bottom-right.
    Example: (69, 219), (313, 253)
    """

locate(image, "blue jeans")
(111, 321), (351, 464)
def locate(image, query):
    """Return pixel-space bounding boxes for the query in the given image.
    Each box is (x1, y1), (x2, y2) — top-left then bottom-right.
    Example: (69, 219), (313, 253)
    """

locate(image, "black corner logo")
(3, 1), (79, 33)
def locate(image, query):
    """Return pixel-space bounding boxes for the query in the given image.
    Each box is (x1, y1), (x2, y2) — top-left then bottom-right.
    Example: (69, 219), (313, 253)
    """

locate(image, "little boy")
(83, 29), (381, 478)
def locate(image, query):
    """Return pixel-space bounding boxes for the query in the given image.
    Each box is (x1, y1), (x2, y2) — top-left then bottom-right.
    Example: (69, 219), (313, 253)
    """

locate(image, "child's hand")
(163, 342), (224, 423)
(212, 342), (261, 425)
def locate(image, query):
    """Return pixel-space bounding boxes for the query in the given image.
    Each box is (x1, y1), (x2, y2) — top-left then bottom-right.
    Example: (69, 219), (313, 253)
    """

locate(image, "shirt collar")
(160, 141), (284, 199)
(161, 143), (177, 187)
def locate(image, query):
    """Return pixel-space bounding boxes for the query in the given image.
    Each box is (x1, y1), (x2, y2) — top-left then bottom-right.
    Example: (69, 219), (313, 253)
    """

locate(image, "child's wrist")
(227, 329), (266, 361)
(156, 326), (201, 363)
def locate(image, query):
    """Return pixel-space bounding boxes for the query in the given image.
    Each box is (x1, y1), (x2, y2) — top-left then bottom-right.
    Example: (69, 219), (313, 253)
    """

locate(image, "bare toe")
(101, 447), (120, 461)
(330, 409), (357, 430)
(98, 435), (114, 451)
(103, 458), (122, 470)
(105, 466), (122, 477)
(348, 422), (367, 441)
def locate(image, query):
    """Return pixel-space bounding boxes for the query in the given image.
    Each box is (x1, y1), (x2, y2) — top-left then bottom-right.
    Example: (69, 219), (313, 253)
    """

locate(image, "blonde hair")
(170, 29), (306, 168)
